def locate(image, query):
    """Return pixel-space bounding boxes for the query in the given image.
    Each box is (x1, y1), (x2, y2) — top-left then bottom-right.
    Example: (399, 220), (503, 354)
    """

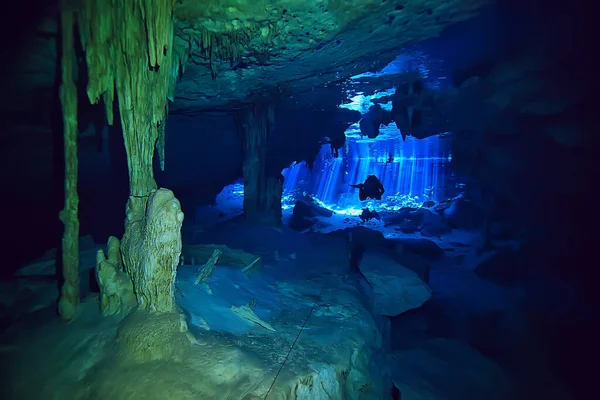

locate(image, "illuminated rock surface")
(358, 250), (431, 316)
(386, 338), (517, 399)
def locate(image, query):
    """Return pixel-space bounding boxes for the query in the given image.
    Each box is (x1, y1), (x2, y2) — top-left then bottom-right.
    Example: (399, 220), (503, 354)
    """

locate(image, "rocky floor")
(0, 193), (575, 399)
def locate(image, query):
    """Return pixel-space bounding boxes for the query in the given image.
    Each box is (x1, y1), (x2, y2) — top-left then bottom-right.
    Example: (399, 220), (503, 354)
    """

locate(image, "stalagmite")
(240, 104), (283, 226)
(121, 188), (184, 313)
(57, 3), (80, 322)
(96, 236), (136, 316)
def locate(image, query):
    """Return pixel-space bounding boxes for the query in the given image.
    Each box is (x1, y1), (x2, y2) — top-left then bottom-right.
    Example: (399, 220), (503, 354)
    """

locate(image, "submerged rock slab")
(176, 261), (385, 398)
(358, 251), (431, 317)
(443, 196), (486, 230)
(391, 238), (444, 260)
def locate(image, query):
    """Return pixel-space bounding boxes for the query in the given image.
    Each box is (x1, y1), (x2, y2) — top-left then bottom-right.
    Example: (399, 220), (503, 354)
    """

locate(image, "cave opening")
(282, 132), (453, 214)
(279, 50), (458, 215)
(2, 1), (598, 399)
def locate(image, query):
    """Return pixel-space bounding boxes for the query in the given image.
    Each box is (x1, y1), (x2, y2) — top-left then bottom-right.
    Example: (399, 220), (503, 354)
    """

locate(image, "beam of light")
(219, 49), (457, 217)
(285, 46), (456, 216)
(282, 134), (451, 215)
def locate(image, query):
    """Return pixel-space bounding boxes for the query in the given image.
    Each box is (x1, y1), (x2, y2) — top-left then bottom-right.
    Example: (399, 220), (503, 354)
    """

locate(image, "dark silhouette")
(359, 208), (380, 222)
(350, 175), (385, 201)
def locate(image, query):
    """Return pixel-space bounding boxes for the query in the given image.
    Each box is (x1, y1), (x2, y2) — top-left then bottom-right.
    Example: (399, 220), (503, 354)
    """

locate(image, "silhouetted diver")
(350, 175), (385, 201)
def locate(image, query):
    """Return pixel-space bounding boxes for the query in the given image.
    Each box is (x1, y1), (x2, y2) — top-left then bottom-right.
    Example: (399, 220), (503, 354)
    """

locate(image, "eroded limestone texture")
(115, 311), (190, 363)
(121, 188), (184, 313)
(95, 236), (136, 316)
(76, 0), (176, 190)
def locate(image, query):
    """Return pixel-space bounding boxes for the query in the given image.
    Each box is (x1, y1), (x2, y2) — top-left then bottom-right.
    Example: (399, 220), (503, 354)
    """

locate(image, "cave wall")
(156, 112), (243, 216)
(1, 125), (59, 278)
(0, 109), (243, 276)
(79, 111), (245, 238)
(446, 8), (600, 393)
(0, 88), (342, 277)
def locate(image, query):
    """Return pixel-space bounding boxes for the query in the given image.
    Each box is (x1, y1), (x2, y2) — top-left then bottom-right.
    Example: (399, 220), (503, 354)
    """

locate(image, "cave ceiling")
(3, 0), (491, 124)
(171, 0), (491, 112)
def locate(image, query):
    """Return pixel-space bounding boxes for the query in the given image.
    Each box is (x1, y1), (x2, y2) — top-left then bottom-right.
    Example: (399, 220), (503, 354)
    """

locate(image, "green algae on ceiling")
(170, 0), (492, 112)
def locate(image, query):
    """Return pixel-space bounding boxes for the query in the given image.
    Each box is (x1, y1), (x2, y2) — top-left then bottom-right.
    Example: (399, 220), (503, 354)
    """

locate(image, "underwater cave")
(0, 0), (598, 399)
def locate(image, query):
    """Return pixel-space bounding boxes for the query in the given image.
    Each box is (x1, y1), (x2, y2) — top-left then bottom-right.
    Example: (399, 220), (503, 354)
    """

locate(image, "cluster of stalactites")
(76, 0), (176, 187)
(168, 45), (186, 101)
(195, 27), (253, 78)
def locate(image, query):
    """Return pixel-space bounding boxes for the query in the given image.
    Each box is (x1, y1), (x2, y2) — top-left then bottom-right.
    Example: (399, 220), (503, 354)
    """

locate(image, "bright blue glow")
(339, 88), (395, 114)
(282, 134), (451, 215)
(211, 52), (456, 218)
(304, 49), (456, 216)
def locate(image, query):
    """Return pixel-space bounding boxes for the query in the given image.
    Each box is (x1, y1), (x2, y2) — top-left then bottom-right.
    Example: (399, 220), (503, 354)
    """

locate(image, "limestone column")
(57, 3), (80, 322)
(73, 0), (182, 314)
(239, 104), (283, 226)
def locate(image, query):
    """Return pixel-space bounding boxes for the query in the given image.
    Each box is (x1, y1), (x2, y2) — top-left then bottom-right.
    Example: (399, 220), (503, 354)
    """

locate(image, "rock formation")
(57, 2), (80, 322)
(95, 236), (136, 316)
(69, 0), (183, 315)
(239, 103), (283, 225)
(121, 189), (184, 313)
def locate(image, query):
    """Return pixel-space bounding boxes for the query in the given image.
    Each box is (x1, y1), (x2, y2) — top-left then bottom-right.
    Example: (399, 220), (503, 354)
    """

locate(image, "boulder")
(296, 196), (334, 218)
(383, 207), (424, 233)
(383, 207), (422, 223)
(358, 251), (431, 317)
(289, 213), (316, 231)
(387, 339), (516, 400)
(390, 238), (444, 260)
(289, 197), (333, 231)
(474, 248), (523, 285)
(383, 207), (451, 236)
(420, 209), (452, 237)
(489, 222), (523, 241)
(443, 196), (485, 230)
(327, 226), (386, 247)
(422, 200), (436, 208)
(390, 248), (431, 283)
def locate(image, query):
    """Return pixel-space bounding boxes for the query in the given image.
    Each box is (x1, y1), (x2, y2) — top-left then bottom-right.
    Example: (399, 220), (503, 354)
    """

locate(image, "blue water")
(283, 133), (452, 214)
(284, 44), (455, 215)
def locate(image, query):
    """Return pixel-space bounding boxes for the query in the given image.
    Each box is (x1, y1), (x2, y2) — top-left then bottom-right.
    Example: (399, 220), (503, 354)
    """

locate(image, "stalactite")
(57, 2), (80, 323)
(189, 27), (253, 77)
(169, 36), (191, 97)
(77, 0), (176, 195)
